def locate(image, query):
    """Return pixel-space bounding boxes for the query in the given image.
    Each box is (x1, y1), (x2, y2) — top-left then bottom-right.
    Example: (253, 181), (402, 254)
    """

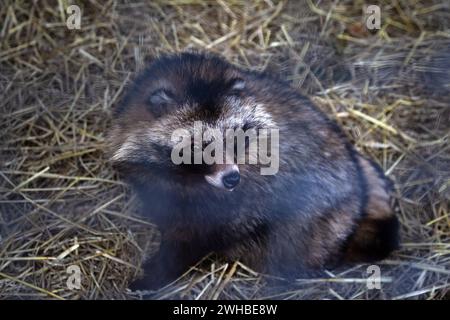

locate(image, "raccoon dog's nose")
(222, 171), (240, 190)
(205, 164), (240, 191)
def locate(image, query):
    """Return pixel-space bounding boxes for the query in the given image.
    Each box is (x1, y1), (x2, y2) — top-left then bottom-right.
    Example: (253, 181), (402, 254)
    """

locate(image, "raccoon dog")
(108, 52), (399, 289)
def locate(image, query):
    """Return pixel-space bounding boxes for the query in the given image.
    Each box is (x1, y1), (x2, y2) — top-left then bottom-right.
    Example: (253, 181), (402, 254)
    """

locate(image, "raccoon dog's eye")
(147, 89), (175, 117)
(228, 78), (245, 96)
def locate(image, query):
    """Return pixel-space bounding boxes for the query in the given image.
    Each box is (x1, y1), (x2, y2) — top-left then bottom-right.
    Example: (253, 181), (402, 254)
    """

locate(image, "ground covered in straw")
(1, 0), (449, 300)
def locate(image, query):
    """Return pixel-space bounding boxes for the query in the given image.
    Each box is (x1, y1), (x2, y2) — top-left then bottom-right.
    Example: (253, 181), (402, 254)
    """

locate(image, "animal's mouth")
(204, 164), (240, 191)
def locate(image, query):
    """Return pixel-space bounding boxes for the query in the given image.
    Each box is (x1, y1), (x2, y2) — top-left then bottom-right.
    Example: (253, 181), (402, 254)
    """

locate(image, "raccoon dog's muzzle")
(205, 164), (240, 191)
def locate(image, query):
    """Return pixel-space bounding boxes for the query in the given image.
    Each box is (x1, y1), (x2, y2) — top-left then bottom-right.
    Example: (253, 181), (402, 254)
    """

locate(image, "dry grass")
(0, 0), (449, 300)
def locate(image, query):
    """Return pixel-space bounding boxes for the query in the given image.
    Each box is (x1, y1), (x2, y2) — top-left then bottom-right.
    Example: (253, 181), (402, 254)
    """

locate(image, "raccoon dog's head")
(108, 52), (277, 191)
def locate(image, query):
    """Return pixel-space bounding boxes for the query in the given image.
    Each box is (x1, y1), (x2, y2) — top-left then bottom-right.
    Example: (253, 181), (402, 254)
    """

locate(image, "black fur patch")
(342, 215), (400, 263)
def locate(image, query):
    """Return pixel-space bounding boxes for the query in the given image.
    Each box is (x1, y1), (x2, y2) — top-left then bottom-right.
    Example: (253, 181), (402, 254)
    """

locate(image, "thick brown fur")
(108, 52), (399, 289)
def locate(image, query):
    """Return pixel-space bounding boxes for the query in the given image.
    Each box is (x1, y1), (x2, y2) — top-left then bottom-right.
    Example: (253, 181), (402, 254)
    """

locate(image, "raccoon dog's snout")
(205, 164), (240, 191)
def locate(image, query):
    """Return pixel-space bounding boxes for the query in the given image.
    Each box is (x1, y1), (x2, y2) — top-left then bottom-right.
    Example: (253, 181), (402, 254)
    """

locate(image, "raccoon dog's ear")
(147, 89), (176, 117)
